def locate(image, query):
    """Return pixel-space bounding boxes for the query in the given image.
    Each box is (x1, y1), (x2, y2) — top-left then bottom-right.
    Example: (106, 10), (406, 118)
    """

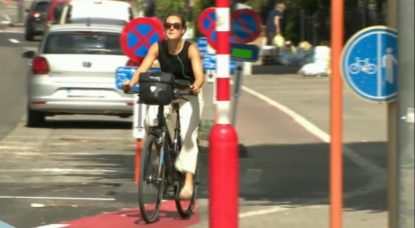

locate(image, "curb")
(10, 22), (24, 27)
(0, 14), (12, 29)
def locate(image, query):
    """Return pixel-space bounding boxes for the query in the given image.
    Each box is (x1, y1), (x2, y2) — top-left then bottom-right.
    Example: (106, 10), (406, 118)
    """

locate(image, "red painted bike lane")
(53, 201), (200, 228)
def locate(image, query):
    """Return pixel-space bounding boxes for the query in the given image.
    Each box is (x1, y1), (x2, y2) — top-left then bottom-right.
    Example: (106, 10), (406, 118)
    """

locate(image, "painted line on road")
(0, 168), (121, 173)
(0, 196), (115, 201)
(34, 224), (68, 228)
(242, 85), (330, 142)
(239, 204), (326, 218)
(239, 85), (385, 218)
(6, 135), (130, 141)
(8, 38), (19, 44)
(0, 220), (15, 228)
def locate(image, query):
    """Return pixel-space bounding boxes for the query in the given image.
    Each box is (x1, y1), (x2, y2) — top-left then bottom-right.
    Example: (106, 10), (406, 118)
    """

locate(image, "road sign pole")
(330, 0), (344, 227)
(397, 0), (414, 227)
(231, 62), (243, 126)
(209, 0), (239, 227)
(386, 1), (398, 227)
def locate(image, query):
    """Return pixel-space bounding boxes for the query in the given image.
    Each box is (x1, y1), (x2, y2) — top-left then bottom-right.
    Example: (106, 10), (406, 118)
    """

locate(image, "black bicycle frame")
(147, 103), (182, 185)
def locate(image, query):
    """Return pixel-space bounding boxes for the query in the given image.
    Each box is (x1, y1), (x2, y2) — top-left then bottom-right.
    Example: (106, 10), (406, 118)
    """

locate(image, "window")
(34, 2), (50, 12)
(44, 32), (122, 55)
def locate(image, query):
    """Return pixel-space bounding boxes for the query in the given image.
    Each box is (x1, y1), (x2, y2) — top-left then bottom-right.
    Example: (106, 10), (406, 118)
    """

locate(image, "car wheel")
(27, 108), (45, 127)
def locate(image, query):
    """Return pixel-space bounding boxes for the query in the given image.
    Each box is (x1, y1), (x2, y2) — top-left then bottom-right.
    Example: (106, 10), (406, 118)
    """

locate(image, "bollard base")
(209, 124), (239, 228)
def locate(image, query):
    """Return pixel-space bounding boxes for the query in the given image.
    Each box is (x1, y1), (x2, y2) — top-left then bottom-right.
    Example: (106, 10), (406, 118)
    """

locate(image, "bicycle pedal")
(163, 191), (176, 200)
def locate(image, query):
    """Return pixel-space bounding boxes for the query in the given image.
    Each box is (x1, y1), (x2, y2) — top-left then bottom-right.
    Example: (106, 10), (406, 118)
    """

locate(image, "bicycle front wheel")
(138, 134), (165, 223)
(175, 164), (198, 218)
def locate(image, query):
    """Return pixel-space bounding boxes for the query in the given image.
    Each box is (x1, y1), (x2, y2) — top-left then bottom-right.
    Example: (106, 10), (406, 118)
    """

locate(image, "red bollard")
(209, 124), (239, 228)
(134, 139), (142, 185)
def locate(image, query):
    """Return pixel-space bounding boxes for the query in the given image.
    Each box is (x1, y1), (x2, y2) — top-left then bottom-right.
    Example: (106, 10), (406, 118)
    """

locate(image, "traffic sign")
(230, 43), (259, 62)
(203, 54), (236, 73)
(231, 9), (262, 43)
(115, 66), (161, 91)
(197, 37), (209, 56)
(120, 18), (165, 62)
(198, 7), (217, 49)
(341, 26), (398, 103)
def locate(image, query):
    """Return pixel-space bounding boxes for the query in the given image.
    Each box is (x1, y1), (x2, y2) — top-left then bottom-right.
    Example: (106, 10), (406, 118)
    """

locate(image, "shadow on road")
(26, 119), (132, 130)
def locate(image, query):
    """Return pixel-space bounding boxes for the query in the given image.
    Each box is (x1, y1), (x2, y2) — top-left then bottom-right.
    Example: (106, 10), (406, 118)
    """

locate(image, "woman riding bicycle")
(122, 13), (204, 200)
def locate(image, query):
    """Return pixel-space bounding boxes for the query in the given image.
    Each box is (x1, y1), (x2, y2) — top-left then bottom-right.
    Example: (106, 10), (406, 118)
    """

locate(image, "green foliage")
(240, 0), (262, 12)
(154, 0), (187, 19)
(192, 0), (215, 37)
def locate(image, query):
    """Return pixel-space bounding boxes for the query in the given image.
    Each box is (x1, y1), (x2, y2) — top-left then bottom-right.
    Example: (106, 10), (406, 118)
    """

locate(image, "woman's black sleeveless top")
(158, 40), (195, 83)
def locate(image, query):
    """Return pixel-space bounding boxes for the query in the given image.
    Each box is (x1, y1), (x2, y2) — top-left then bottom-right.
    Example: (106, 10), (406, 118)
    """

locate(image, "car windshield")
(43, 32), (123, 55)
(34, 2), (50, 12)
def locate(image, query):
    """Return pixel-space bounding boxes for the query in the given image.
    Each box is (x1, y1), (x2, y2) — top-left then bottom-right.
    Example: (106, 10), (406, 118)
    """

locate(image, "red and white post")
(209, 0), (239, 228)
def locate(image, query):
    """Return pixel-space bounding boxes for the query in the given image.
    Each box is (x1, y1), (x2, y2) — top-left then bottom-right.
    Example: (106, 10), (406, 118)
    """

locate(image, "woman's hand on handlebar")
(190, 84), (200, 95)
(122, 81), (132, 93)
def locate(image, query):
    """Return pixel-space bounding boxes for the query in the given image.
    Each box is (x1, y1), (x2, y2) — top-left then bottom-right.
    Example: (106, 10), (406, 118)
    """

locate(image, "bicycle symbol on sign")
(348, 57), (377, 75)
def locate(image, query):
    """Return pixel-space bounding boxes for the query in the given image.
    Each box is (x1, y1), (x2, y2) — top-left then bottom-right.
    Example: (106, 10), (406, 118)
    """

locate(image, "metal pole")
(330, 0), (344, 227)
(231, 62), (243, 126)
(397, 0), (414, 227)
(386, 0), (398, 227)
(17, 0), (24, 23)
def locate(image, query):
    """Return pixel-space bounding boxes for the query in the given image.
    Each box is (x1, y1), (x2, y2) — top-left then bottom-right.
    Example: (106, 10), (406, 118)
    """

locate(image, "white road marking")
(242, 86), (330, 142)
(6, 135), (129, 141)
(0, 168), (120, 173)
(0, 196), (115, 201)
(239, 204), (326, 218)
(8, 38), (19, 43)
(239, 85), (385, 218)
(34, 225), (69, 228)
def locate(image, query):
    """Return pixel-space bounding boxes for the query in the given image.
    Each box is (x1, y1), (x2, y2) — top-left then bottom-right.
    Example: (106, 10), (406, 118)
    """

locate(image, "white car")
(58, 0), (134, 26)
(23, 23), (134, 127)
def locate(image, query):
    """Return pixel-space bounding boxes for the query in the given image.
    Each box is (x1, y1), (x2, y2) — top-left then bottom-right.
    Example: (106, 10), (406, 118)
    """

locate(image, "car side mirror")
(22, 50), (36, 59)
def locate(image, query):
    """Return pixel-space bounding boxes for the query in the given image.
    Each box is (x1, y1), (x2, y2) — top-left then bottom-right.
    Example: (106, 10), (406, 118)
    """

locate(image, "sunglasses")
(164, 22), (183, 30)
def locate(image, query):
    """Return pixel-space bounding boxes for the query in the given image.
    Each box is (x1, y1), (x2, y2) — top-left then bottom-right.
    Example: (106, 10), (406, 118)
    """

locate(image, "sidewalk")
(0, 0), (27, 28)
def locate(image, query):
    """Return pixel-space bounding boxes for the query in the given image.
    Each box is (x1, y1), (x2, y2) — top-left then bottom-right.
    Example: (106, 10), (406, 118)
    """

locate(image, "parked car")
(22, 23), (133, 127)
(24, 0), (50, 41)
(58, 0), (134, 26)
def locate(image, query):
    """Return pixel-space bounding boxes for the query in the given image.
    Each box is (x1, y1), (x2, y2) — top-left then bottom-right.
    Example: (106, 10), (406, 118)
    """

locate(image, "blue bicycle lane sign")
(341, 26), (398, 103)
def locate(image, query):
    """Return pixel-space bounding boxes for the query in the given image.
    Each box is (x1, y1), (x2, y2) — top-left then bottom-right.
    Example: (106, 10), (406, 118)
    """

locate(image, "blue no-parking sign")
(341, 26), (398, 103)
(120, 18), (164, 62)
(231, 9), (262, 44)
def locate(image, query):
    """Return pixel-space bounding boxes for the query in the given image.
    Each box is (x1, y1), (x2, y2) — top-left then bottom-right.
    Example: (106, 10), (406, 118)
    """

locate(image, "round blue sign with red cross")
(231, 9), (262, 44)
(120, 18), (165, 62)
(198, 7), (217, 49)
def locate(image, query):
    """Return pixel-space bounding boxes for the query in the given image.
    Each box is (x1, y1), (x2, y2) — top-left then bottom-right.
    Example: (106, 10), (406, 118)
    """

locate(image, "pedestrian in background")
(265, 2), (286, 46)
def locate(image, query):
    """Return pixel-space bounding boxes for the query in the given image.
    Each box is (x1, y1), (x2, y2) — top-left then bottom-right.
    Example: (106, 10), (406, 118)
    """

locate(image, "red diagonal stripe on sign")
(206, 14), (215, 32)
(235, 16), (252, 36)
(130, 26), (157, 53)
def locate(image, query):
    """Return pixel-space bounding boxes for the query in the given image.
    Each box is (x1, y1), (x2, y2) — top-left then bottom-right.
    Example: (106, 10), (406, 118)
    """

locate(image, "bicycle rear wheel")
(138, 134), (165, 223)
(175, 164), (198, 218)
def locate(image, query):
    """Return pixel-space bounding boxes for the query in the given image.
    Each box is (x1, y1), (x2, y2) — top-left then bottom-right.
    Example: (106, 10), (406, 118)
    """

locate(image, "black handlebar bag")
(139, 72), (175, 105)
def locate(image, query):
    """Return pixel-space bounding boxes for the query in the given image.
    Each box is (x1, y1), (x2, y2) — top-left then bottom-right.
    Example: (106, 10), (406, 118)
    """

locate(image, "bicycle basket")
(139, 72), (175, 105)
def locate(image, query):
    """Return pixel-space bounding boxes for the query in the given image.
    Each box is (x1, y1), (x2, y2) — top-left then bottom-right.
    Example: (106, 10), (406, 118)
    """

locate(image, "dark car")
(24, 0), (50, 41)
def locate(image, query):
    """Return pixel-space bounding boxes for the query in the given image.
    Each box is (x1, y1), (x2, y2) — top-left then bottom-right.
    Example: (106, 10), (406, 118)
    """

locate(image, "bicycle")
(126, 79), (199, 223)
(348, 57), (377, 74)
